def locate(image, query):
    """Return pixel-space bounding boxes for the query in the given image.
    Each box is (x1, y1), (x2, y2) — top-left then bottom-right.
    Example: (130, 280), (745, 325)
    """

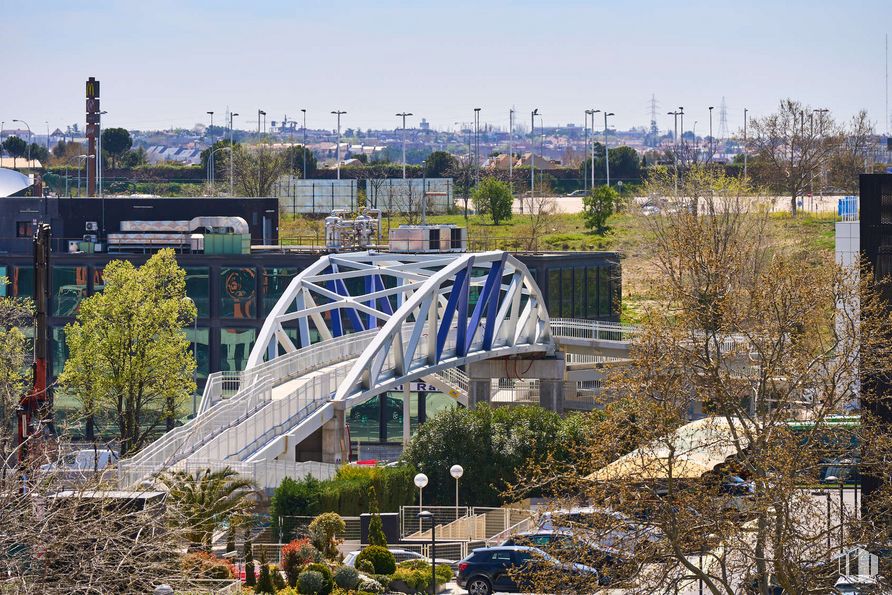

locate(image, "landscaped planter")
(388, 579), (450, 594)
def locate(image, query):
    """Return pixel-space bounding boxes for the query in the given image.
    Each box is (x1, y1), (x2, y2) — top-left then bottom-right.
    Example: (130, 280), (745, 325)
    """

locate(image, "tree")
(367, 485), (387, 547)
(0, 291), (31, 466)
(472, 176), (513, 225)
(424, 150), (456, 178)
(27, 143), (49, 165)
(281, 144), (318, 178)
(582, 185), (618, 233)
(2, 136), (27, 169)
(445, 158), (474, 219)
(747, 98), (841, 216)
(255, 549), (276, 593)
(60, 249), (196, 456)
(231, 144), (286, 197)
(100, 128), (132, 169)
(518, 194), (558, 250)
(514, 168), (892, 594)
(826, 109), (876, 193)
(579, 144), (643, 186)
(159, 466), (256, 551)
(402, 405), (599, 506)
(308, 512), (346, 561)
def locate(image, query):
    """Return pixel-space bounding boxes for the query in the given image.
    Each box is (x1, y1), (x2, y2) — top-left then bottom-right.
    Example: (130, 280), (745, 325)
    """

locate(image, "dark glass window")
(220, 267), (257, 319)
(11, 266), (33, 299)
(219, 327), (256, 372)
(548, 270), (560, 314)
(16, 221), (34, 238)
(573, 268), (585, 318)
(184, 267), (210, 318)
(586, 267), (600, 318)
(599, 267), (611, 316)
(561, 268), (573, 317)
(349, 395), (380, 443)
(51, 327), (68, 377)
(263, 267), (299, 315)
(52, 266), (88, 317)
(184, 327), (210, 384)
(92, 268), (105, 293)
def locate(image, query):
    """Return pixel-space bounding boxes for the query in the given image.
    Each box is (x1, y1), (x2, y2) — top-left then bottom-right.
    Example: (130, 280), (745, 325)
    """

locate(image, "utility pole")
(301, 109), (307, 179)
(708, 106), (714, 162)
(396, 112), (412, 179)
(474, 108), (481, 185)
(530, 108), (539, 208)
(331, 110), (346, 180)
(230, 112), (238, 196)
(603, 112), (614, 187)
(743, 108), (748, 179)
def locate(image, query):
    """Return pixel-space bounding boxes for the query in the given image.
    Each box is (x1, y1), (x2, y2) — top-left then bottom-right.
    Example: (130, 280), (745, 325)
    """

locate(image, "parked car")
(500, 530), (624, 584)
(343, 547), (454, 569)
(538, 507), (660, 554)
(720, 475), (755, 496)
(565, 189), (587, 197)
(835, 574), (879, 593)
(456, 545), (599, 595)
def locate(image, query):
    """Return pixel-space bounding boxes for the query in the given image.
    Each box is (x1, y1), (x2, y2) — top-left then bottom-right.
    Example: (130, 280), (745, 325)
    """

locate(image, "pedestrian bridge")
(119, 251), (635, 488)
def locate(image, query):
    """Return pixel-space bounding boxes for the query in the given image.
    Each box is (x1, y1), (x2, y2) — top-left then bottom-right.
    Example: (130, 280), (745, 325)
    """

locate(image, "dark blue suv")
(456, 545), (599, 595)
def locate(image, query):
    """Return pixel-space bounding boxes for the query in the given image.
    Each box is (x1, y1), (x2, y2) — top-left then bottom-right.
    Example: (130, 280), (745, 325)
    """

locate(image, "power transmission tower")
(647, 94), (660, 147)
(719, 97), (729, 141)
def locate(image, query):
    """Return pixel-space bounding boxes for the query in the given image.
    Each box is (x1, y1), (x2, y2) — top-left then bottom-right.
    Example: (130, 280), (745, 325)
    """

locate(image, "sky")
(3, 0), (891, 136)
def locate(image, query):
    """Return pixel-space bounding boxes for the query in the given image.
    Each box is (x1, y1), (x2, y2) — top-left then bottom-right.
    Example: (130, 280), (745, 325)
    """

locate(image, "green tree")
(582, 185), (619, 233)
(2, 136), (28, 169)
(280, 144), (317, 178)
(0, 285), (31, 465)
(200, 139), (237, 181)
(401, 405), (600, 506)
(60, 249), (196, 455)
(159, 466), (256, 551)
(424, 150), (456, 178)
(255, 549), (276, 593)
(100, 127), (132, 169)
(367, 485), (387, 547)
(28, 143), (49, 165)
(308, 512), (346, 561)
(579, 144), (643, 185)
(231, 144), (286, 197)
(471, 176), (513, 225)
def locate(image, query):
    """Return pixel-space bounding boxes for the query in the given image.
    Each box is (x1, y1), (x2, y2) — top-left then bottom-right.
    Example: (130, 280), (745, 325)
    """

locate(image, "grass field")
(280, 208), (837, 324)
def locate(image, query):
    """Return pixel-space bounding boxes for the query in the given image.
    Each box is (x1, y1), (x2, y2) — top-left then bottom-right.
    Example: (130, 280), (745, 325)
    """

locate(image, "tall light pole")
(396, 112), (413, 179)
(206, 111), (214, 140)
(743, 108), (748, 179)
(708, 106), (714, 162)
(450, 465), (464, 517)
(814, 108), (829, 201)
(603, 112), (614, 187)
(77, 154), (94, 197)
(229, 112), (238, 197)
(583, 110), (590, 191)
(414, 472), (428, 510)
(257, 109), (266, 135)
(45, 121), (50, 151)
(96, 111), (107, 197)
(668, 111), (680, 194)
(301, 109), (307, 178)
(530, 108), (539, 203)
(508, 108), (514, 189)
(12, 119), (32, 166)
(590, 109), (600, 188)
(331, 110), (346, 180)
(474, 108), (481, 185)
(678, 106), (685, 165)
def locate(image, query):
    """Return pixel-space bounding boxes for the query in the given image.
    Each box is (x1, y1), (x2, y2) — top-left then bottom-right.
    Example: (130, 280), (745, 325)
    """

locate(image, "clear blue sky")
(3, 0), (891, 135)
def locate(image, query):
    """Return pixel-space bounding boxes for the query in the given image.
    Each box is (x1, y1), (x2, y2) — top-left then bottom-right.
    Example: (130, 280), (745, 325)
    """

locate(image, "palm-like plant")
(160, 466), (256, 550)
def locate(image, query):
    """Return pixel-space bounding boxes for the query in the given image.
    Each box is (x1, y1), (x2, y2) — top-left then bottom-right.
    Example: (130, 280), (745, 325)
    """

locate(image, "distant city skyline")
(3, 0), (891, 136)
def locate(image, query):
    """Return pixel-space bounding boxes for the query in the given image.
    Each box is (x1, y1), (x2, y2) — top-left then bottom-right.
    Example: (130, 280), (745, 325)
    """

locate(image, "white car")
(41, 449), (118, 473)
(343, 547), (454, 569)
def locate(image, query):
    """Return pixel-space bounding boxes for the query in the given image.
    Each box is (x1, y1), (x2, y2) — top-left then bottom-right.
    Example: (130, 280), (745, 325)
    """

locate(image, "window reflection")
(220, 267), (256, 319)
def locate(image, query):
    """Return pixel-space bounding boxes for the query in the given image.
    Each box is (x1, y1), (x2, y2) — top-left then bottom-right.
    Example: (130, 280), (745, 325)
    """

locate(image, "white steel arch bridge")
(121, 250), (630, 488)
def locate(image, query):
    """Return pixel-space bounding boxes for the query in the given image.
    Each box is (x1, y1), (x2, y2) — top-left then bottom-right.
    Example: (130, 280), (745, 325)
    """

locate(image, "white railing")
(197, 371), (242, 414)
(431, 367), (469, 396)
(120, 332), (379, 485)
(549, 318), (640, 342)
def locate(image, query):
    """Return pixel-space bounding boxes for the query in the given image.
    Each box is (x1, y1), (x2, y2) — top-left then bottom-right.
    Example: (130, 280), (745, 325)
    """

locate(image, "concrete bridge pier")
(467, 353), (566, 413)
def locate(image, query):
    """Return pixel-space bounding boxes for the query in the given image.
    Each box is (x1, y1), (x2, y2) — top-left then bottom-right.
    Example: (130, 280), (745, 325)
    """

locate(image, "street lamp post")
(229, 112), (239, 196)
(12, 119), (32, 166)
(530, 109), (539, 204)
(708, 106), (714, 162)
(414, 472), (428, 509)
(474, 108), (481, 185)
(96, 112), (107, 197)
(678, 107), (685, 164)
(208, 146), (232, 190)
(450, 465), (464, 517)
(508, 108), (514, 191)
(396, 112), (413, 179)
(603, 112), (614, 187)
(668, 111), (680, 194)
(583, 110), (590, 191)
(590, 109), (600, 188)
(206, 111), (214, 141)
(743, 108), (748, 179)
(813, 108), (829, 201)
(417, 510), (436, 595)
(257, 109), (266, 135)
(331, 111), (346, 180)
(301, 109), (307, 178)
(77, 154), (95, 197)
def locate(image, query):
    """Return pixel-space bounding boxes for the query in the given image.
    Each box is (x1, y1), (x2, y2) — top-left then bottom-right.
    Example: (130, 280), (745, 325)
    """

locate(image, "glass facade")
(347, 388), (457, 445)
(51, 327), (68, 378)
(544, 265), (618, 319)
(219, 327), (256, 372)
(220, 267), (257, 319)
(184, 327), (211, 383)
(52, 266), (88, 317)
(11, 266), (33, 299)
(263, 267), (299, 315)
(185, 267), (210, 318)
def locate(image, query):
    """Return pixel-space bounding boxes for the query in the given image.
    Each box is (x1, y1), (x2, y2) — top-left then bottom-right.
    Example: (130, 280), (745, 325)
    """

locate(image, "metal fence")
(275, 178), (359, 214)
(367, 179), (454, 214)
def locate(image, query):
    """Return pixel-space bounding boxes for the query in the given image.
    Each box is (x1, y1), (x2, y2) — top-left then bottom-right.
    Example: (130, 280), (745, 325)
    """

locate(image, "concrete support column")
(468, 379), (492, 409)
(539, 379), (564, 414)
(402, 383), (411, 445)
(322, 405), (347, 464)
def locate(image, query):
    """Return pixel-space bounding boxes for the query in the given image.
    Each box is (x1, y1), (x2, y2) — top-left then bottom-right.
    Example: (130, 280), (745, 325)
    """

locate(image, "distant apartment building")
(144, 145), (203, 165)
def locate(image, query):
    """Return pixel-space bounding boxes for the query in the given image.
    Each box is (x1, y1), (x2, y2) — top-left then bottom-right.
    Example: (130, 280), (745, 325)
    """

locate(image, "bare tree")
(512, 166), (892, 594)
(747, 99), (841, 216)
(826, 109), (877, 194)
(231, 144), (286, 197)
(518, 194), (558, 251)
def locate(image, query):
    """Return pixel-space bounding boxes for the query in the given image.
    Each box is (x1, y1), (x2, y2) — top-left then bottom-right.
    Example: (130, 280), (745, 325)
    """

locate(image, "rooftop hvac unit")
(83, 234), (98, 243)
(389, 225), (466, 253)
(85, 221), (99, 232)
